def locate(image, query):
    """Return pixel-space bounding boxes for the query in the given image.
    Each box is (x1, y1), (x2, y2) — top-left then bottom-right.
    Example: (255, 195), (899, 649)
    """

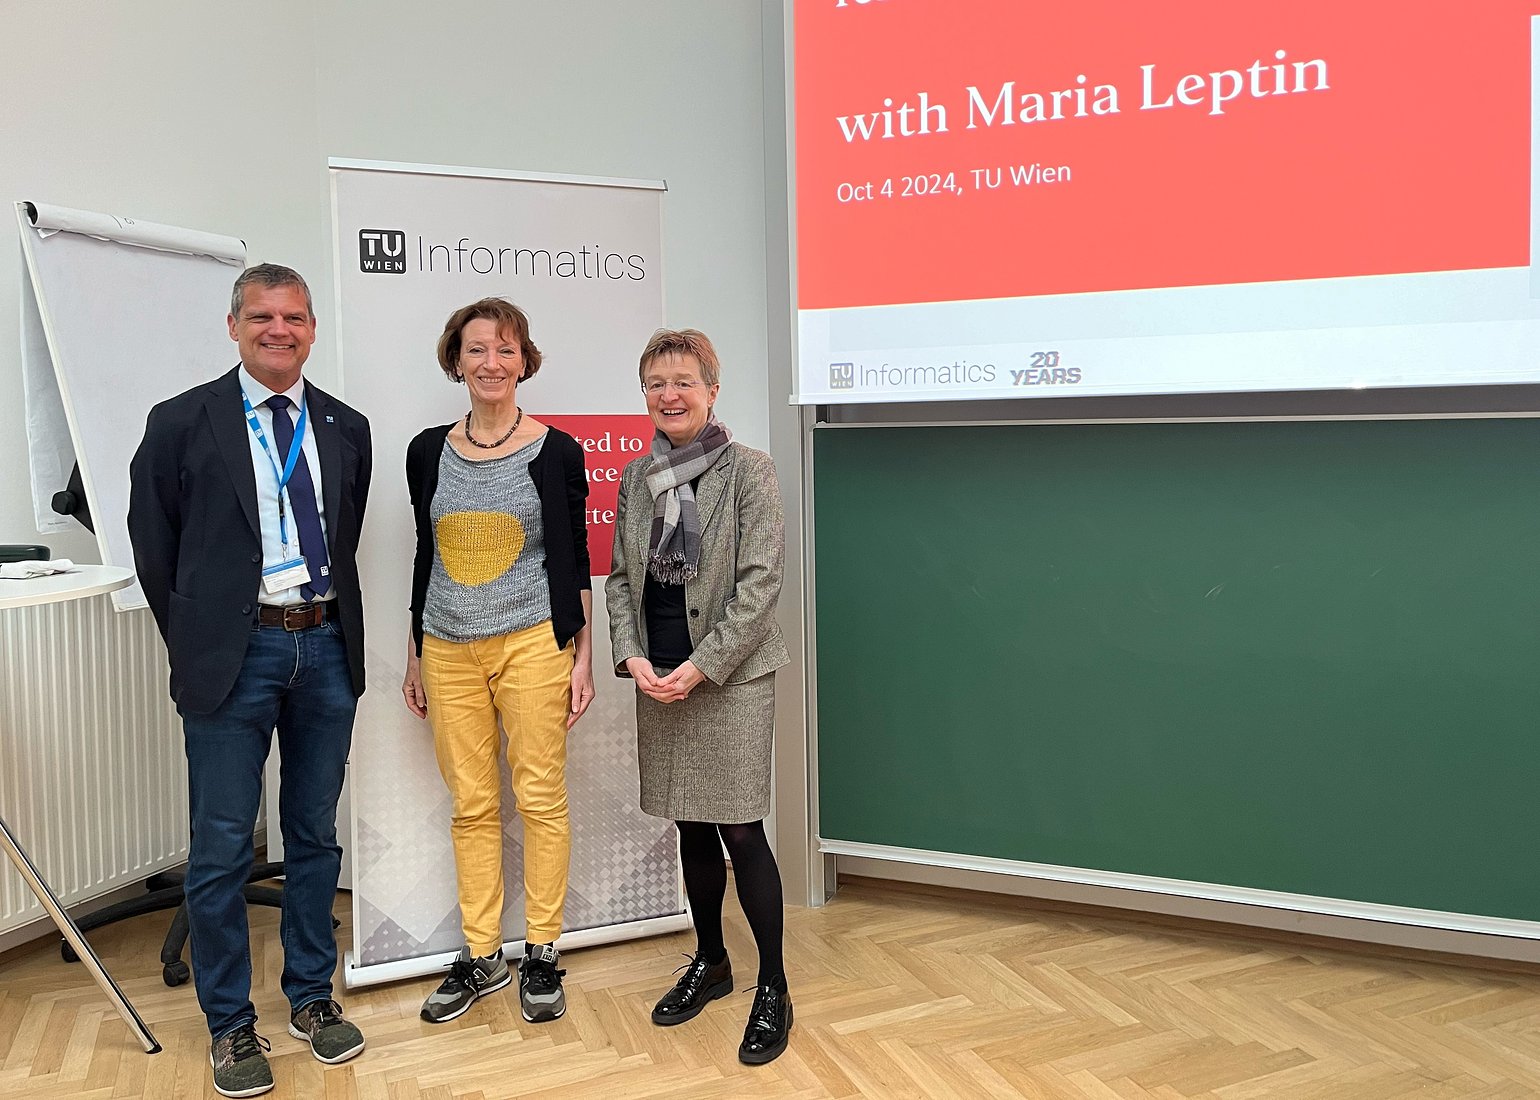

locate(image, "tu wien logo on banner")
(358, 229), (407, 274)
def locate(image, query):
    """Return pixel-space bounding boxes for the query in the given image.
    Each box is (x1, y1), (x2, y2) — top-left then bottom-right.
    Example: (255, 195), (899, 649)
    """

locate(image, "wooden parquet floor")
(4, 877), (1540, 1098)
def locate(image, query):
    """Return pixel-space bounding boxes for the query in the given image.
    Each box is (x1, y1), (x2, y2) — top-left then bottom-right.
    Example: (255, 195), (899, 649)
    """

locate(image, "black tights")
(676, 819), (785, 989)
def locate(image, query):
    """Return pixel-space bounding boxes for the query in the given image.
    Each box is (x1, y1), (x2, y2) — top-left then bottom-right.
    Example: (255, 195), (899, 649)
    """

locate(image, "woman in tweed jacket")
(607, 328), (793, 1066)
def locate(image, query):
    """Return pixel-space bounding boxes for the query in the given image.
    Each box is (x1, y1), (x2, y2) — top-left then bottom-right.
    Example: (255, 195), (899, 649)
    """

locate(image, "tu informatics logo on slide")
(829, 362), (855, 390)
(358, 229), (406, 274)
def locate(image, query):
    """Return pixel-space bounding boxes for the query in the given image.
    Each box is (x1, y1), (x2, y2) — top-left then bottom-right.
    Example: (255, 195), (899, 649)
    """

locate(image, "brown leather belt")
(256, 602), (332, 631)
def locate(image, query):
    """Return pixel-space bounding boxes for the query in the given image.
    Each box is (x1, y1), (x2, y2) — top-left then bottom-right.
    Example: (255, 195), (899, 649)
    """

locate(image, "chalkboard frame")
(811, 414), (1540, 936)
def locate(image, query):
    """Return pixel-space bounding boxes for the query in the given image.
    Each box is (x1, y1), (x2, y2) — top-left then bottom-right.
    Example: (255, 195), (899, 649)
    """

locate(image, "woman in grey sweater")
(401, 297), (593, 1028)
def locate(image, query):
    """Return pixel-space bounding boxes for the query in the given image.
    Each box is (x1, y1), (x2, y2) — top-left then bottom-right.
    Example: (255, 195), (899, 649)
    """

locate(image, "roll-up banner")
(329, 160), (685, 986)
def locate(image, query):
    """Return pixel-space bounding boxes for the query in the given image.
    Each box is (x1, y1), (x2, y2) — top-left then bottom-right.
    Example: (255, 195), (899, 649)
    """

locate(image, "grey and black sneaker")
(421, 947), (512, 1023)
(209, 1023), (273, 1098)
(287, 998), (366, 1064)
(519, 942), (567, 1022)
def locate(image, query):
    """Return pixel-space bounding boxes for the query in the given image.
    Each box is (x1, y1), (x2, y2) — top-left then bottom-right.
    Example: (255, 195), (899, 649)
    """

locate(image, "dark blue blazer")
(128, 365), (372, 715)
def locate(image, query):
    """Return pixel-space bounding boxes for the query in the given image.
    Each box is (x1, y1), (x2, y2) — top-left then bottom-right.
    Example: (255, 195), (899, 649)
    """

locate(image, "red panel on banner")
(541, 414), (654, 577)
(795, 0), (1538, 309)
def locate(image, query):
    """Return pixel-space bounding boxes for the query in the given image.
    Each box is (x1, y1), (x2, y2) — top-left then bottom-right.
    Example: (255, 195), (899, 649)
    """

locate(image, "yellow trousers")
(421, 622), (572, 954)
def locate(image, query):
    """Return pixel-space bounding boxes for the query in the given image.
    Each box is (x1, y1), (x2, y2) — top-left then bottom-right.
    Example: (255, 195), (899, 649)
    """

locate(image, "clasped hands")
(625, 657), (704, 704)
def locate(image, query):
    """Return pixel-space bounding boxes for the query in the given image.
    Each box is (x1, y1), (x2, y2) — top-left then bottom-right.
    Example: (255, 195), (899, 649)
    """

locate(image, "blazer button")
(241, 604), (253, 616)
(689, 608), (700, 618)
(250, 552), (261, 564)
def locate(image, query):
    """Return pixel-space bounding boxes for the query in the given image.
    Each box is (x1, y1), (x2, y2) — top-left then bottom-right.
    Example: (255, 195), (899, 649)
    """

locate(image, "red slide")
(796, 0), (1538, 310)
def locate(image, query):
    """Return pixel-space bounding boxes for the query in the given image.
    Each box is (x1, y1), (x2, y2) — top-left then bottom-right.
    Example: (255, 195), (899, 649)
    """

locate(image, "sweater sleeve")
(406, 430), (435, 656)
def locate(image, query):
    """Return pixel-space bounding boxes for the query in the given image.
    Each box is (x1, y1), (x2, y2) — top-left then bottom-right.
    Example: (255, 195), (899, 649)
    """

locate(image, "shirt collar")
(238, 364), (305, 410)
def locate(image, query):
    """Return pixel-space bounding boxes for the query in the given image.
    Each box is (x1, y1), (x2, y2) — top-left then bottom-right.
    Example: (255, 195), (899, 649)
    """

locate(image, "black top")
(406, 423), (589, 655)
(640, 473), (700, 670)
(643, 573), (691, 670)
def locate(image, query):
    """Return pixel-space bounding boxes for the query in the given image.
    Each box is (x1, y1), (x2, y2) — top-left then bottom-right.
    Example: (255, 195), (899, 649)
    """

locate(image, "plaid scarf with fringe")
(645, 417), (732, 584)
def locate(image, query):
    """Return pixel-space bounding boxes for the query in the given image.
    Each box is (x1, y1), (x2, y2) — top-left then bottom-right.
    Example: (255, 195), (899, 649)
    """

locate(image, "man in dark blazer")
(129, 263), (371, 1098)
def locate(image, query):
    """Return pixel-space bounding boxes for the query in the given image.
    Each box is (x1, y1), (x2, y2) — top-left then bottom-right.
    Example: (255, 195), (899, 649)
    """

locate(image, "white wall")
(312, 1), (773, 442)
(0, 0), (320, 551)
(0, 0), (772, 550)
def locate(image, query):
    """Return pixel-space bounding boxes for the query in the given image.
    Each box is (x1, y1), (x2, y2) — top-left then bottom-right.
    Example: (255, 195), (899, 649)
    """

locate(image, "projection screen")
(792, 0), (1540, 405)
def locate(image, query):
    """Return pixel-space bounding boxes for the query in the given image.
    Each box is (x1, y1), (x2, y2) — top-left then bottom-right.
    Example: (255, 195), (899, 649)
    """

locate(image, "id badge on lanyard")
(241, 390), (311, 593)
(262, 558), (311, 593)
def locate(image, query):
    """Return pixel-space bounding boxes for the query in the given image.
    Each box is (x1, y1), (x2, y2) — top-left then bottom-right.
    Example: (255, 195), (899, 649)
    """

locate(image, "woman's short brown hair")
(637, 328), (720, 387)
(436, 298), (543, 383)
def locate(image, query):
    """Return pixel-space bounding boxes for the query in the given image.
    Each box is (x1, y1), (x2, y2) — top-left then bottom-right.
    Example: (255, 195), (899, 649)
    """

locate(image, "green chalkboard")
(814, 418), (1540, 920)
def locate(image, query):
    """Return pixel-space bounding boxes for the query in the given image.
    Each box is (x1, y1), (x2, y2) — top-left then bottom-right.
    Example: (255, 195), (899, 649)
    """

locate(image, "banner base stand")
(342, 912), (692, 989)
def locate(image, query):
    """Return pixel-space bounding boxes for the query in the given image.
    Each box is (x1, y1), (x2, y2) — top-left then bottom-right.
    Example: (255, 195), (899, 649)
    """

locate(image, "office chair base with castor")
(61, 861), (310, 987)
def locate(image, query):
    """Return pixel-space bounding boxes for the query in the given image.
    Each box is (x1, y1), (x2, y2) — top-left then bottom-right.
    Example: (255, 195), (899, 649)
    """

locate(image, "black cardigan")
(406, 423), (590, 655)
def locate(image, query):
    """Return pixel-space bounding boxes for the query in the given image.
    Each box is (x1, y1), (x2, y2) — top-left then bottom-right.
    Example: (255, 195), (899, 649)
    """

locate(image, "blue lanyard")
(240, 389), (308, 554)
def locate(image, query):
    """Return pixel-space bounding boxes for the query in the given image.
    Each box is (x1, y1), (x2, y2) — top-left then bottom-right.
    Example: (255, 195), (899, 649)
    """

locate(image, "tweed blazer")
(607, 441), (790, 686)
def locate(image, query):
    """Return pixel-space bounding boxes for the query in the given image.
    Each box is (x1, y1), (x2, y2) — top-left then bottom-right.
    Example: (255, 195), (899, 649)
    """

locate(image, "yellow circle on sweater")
(435, 511), (525, 586)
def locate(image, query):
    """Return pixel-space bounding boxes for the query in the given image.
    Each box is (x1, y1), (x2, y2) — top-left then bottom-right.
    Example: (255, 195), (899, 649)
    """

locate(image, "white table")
(0, 564), (160, 1053)
(0, 564), (135, 609)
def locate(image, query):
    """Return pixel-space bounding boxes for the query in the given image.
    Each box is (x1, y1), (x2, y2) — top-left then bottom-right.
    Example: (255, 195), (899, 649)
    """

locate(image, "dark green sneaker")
(209, 1023), (273, 1098)
(288, 998), (365, 1064)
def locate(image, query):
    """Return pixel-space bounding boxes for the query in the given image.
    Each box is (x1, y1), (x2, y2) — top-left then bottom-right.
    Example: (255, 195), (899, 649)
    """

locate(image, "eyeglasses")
(642, 379), (703, 395)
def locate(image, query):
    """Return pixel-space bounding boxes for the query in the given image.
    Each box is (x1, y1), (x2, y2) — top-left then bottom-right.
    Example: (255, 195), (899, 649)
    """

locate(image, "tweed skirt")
(635, 672), (775, 824)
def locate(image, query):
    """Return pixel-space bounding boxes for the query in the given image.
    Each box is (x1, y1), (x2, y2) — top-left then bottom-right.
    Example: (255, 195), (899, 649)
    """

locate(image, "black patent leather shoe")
(737, 983), (793, 1065)
(651, 953), (733, 1026)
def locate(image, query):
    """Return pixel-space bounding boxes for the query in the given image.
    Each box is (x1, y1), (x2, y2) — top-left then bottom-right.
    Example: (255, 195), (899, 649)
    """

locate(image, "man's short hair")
(637, 329), (721, 387)
(436, 297), (543, 383)
(231, 263), (314, 319)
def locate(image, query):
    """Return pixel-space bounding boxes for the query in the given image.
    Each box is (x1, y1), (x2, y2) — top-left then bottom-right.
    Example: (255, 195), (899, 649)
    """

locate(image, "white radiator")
(0, 596), (187, 935)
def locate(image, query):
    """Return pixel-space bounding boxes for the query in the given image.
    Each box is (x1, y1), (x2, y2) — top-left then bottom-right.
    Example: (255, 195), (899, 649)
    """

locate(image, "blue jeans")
(180, 618), (356, 1039)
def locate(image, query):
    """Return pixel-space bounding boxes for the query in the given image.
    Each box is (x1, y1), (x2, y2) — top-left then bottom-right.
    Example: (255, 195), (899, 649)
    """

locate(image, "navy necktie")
(265, 395), (331, 599)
